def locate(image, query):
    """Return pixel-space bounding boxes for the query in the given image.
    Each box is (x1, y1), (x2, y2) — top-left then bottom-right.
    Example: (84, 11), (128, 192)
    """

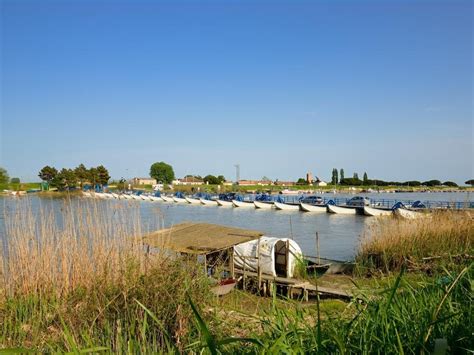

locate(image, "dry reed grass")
(357, 210), (474, 272)
(0, 196), (211, 351)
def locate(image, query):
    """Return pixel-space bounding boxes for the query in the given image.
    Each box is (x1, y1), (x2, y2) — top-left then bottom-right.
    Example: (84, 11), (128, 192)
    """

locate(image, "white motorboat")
(121, 194), (133, 200)
(131, 194), (142, 201)
(327, 204), (357, 214)
(111, 193), (119, 199)
(141, 195), (153, 201)
(232, 200), (255, 208)
(161, 196), (173, 202)
(254, 201), (274, 209)
(274, 202), (300, 211)
(149, 196), (163, 202)
(185, 197), (201, 204)
(363, 206), (393, 217)
(300, 203), (327, 212)
(217, 199), (233, 207)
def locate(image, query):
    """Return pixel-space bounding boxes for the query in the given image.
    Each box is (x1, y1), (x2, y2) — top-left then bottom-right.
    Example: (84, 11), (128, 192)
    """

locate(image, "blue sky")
(1, 0), (472, 183)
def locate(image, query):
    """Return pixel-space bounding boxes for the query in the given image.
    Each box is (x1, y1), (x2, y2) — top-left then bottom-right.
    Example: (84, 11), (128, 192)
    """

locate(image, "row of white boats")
(83, 191), (423, 219)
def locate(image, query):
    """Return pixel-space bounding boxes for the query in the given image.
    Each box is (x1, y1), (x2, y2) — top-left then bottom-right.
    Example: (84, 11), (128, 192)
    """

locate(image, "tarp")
(234, 237), (303, 278)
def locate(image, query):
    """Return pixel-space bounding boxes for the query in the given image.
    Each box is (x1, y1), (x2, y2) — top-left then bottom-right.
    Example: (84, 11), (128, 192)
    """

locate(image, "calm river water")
(0, 191), (472, 261)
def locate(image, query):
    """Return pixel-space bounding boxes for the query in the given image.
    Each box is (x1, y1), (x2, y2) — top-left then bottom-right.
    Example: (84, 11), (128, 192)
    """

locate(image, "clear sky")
(1, 0), (472, 183)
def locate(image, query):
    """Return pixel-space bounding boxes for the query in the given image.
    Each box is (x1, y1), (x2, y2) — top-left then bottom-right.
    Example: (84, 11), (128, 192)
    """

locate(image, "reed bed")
(357, 210), (474, 272)
(0, 197), (211, 352)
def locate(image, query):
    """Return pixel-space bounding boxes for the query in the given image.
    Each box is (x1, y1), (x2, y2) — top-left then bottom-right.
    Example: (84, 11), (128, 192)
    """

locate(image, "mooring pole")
(316, 232), (321, 265)
(257, 237), (262, 292)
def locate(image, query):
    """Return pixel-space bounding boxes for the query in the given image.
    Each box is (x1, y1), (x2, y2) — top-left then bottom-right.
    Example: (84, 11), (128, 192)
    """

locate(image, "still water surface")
(0, 192), (472, 261)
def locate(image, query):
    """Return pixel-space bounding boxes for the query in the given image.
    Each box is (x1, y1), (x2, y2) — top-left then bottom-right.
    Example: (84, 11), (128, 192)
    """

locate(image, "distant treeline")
(38, 164), (110, 190)
(331, 168), (469, 187)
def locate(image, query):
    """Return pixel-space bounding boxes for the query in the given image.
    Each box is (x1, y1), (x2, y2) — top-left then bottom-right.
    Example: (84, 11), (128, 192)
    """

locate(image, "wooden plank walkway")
(231, 268), (353, 300)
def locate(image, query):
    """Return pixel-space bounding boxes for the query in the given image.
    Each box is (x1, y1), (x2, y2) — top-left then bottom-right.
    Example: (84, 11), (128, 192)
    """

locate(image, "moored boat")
(300, 203), (327, 212)
(394, 208), (422, 219)
(185, 197), (202, 204)
(254, 201), (274, 209)
(232, 199), (255, 208)
(217, 199), (233, 207)
(173, 196), (187, 203)
(363, 206), (393, 217)
(149, 195), (163, 202)
(161, 195), (173, 202)
(327, 204), (357, 214)
(274, 201), (300, 211)
(200, 198), (218, 206)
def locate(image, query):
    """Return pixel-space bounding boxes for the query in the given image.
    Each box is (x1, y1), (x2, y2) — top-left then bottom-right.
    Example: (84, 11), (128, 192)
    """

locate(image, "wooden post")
(257, 237), (262, 292)
(204, 254), (207, 276)
(243, 256), (247, 291)
(285, 239), (290, 278)
(230, 247), (235, 279)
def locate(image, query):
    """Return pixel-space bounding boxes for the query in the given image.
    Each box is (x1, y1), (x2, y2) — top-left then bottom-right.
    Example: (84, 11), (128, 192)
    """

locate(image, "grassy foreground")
(0, 198), (472, 353)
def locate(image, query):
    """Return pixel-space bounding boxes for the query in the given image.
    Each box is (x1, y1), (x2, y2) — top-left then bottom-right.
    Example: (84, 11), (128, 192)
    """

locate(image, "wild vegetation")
(357, 210), (473, 273)
(0, 197), (472, 352)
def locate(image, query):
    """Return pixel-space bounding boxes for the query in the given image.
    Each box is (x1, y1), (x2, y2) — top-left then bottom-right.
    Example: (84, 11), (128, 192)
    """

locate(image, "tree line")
(331, 168), (468, 187)
(149, 161), (225, 185)
(38, 164), (110, 190)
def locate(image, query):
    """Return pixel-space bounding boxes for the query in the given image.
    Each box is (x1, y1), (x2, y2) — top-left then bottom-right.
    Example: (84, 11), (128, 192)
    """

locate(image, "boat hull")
(232, 200), (255, 208)
(173, 197), (188, 203)
(185, 197), (201, 204)
(217, 199), (233, 207)
(200, 198), (218, 206)
(363, 206), (393, 216)
(161, 196), (173, 202)
(395, 208), (422, 219)
(149, 196), (163, 202)
(300, 203), (327, 212)
(327, 204), (357, 214)
(254, 201), (274, 209)
(274, 202), (300, 211)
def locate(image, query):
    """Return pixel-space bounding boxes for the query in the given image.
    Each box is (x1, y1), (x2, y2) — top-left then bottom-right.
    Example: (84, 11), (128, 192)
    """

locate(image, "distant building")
(237, 179), (272, 186)
(314, 176), (327, 187)
(306, 172), (314, 184)
(173, 176), (204, 185)
(223, 180), (234, 186)
(132, 177), (157, 185)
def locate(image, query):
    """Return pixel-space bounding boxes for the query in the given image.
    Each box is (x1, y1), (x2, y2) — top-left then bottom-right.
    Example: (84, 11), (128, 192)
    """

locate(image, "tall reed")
(357, 210), (473, 272)
(0, 196), (211, 352)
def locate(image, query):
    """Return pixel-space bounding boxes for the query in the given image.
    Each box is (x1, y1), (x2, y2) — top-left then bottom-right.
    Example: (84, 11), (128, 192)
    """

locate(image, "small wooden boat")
(210, 278), (238, 296)
(217, 199), (233, 207)
(232, 199), (255, 208)
(327, 204), (357, 214)
(200, 198), (218, 206)
(254, 201), (274, 209)
(185, 197), (201, 204)
(274, 201), (300, 211)
(300, 203), (327, 213)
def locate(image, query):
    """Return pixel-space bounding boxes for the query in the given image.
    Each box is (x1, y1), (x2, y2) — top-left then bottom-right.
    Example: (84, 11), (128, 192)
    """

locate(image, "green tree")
(353, 172), (359, 180)
(74, 164), (89, 188)
(0, 167), (9, 184)
(422, 179), (441, 187)
(96, 165), (110, 185)
(10, 177), (20, 184)
(88, 167), (99, 186)
(296, 178), (307, 185)
(203, 175), (220, 184)
(340, 169), (344, 181)
(150, 162), (175, 184)
(38, 166), (58, 183)
(465, 179), (474, 186)
(363, 172), (368, 184)
(442, 181), (458, 187)
(217, 175), (226, 183)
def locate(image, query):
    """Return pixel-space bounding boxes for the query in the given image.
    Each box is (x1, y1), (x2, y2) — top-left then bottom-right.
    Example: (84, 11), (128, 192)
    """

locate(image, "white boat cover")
(234, 237), (303, 278)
